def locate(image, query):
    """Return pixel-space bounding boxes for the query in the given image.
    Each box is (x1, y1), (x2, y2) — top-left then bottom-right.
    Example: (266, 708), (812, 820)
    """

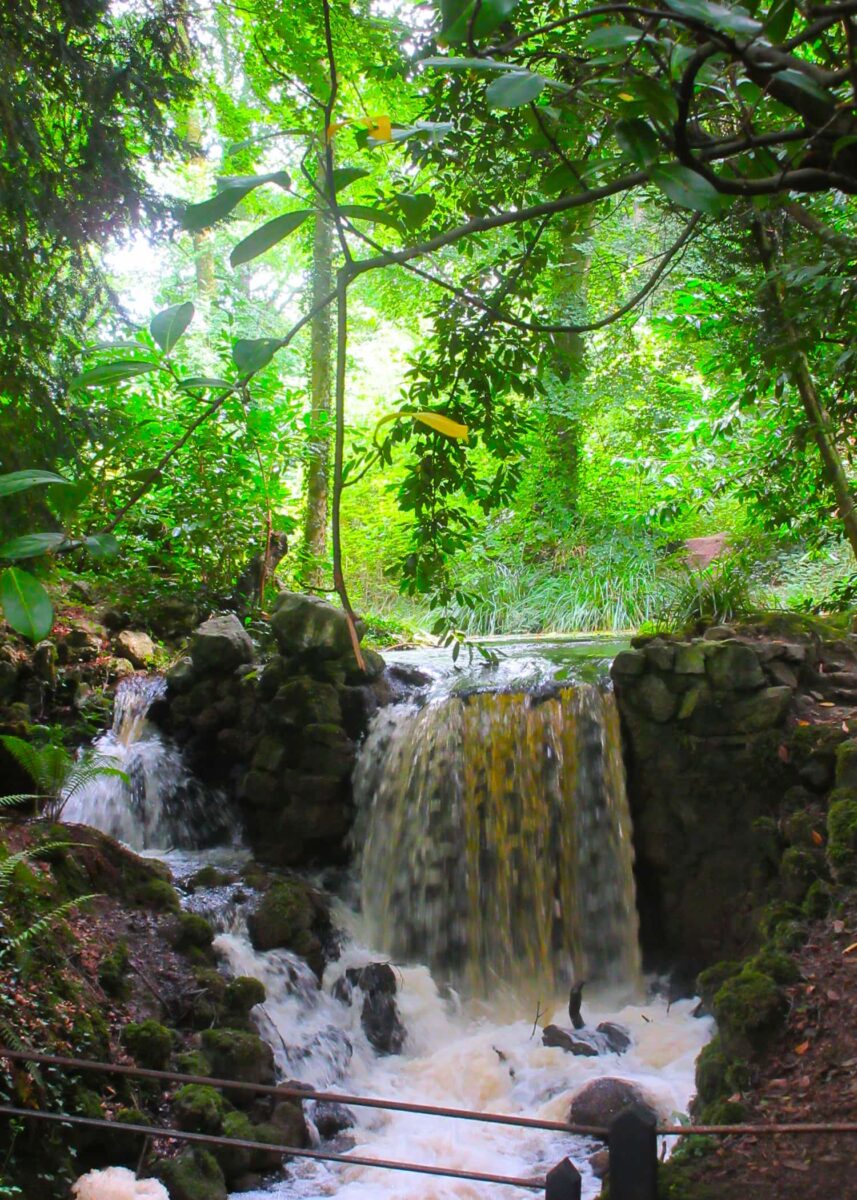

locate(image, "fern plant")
(0, 735), (125, 822)
(0, 840), (98, 968)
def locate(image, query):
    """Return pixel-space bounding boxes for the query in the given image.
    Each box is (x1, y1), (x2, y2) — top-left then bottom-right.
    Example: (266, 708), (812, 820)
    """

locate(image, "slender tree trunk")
(753, 221), (857, 563)
(298, 173), (334, 586)
(186, 110), (216, 300)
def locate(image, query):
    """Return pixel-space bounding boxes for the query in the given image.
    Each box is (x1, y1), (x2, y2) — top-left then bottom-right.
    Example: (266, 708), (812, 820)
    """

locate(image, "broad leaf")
(441, 0), (520, 42)
(585, 25), (650, 49)
(772, 67), (831, 105)
(331, 167), (371, 192)
(395, 192), (436, 229)
(0, 471), (71, 499)
(486, 71), (546, 109)
(70, 361), (156, 390)
(421, 56), (518, 71)
(150, 302), (195, 353)
(0, 533), (68, 561)
(182, 171), (291, 233)
(414, 413), (469, 439)
(232, 338), (281, 374)
(230, 210), (312, 267)
(83, 533), (120, 559)
(663, 0), (762, 35)
(615, 118), (661, 165)
(650, 163), (728, 213)
(764, 0), (794, 39)
(337, 204), (403, 231)
(0, 567), (53, 641)
(177, 377), (233, 390)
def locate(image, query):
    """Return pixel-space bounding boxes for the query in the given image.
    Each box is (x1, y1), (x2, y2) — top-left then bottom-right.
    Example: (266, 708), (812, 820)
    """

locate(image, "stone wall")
(152, 594), (391, 867)
(611, 621), (857, 974)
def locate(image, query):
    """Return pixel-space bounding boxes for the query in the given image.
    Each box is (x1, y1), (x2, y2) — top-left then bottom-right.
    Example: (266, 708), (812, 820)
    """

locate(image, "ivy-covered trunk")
(299, 188), (334, 585)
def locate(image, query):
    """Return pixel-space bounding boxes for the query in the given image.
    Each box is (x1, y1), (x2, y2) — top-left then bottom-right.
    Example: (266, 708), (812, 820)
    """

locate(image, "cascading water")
(355, 685), (640, 993)
(68, 642), (712, 1200)
(64, 674), (232, 850)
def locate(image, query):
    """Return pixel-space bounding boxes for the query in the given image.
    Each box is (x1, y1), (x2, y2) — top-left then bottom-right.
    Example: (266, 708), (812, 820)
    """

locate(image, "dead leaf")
(795, 1040), (810, 1055)
(797, 719), (811, 726)
(819, 700), (836, 707)
(812, 830), (824, 846)
(778, 744), (791, 762)
(782, 1160), (811, 1172)
(844, 941), (857, 955)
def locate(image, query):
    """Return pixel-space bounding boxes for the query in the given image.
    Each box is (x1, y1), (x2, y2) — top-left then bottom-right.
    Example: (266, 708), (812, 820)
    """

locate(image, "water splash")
(355, 685), (640, 994)
(63, 674), (233, 850)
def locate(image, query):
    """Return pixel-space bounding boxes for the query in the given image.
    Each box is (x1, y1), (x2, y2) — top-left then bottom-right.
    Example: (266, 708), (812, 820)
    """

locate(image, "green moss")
(154, 1148), (227, 1200)
(698, 1097), (747, 1124)
(189, 866), (232, 890)
(827, 788), (857, 882)
(696, 960), (740, 1010)
(712, 968), (786, 1054)
(758, 899), (803, 939)
(121, 1019), (174, 1070)
(72, 1086), (104, 1119)
(200, 1028), (275, 1090)
(748, 947), (801, 985)
(136, 877), (181, 912)
(802, 879), (832, 919)
(98, 939), (131, 1000)
(189, 967), (227, 1027)
(170, 911), (215, 953)
(246, 878), (329, 975)
(780, 845), (825, 902)
(176, 1050), (213, 1077)
(225, 975), (266, 1021)
(215, 1109), (254, 1180)
(172, 1084), (229, 1135)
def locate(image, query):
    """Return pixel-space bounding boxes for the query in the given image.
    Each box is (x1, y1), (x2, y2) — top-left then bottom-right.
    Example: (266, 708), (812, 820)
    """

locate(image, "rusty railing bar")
(0, 1047), (605, 1137)
(659, 1122), (857, 1136)
(0, 1105), (545, 1189)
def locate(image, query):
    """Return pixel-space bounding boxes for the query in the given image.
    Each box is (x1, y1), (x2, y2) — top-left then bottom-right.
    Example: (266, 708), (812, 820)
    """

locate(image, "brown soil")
(681, 895), (857, 1199)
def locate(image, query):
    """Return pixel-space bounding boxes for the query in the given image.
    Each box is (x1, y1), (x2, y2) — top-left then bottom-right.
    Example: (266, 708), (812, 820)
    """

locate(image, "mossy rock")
(189, 865), (233, 890)
(172, 1084), (229, 1135)
(122, 1019), (174, 1070)
(827, 787), (857, 882)
(246, 877), (330, 976)
(200, 1028), (275, 1093)
(712, 968), (786, 1054)
(136, 877), (182, 912)
(98, 939), (131, 1000)
(696, 960), (740, 1011)
(214, 1111), (286, 1181)
(188, 967), (227, 1027)
(176, 1050), (213, 1077)
(749, 947), (800, 985)
(835, 739), (857, 789)
(170, 911), (215, 954)
(154, 1148), (227, 1200)
(802, 879), (832, 919)
(225, 975), (266, 1022)
(779, 845), (825, 902)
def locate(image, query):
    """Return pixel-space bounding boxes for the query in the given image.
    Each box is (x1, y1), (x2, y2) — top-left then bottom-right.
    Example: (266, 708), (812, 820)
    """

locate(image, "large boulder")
(569, 1078), (657, 1128)
(190, 615), (254, 674)
(115, 629), (156, 668)
(153, 1149), (227, 1200)
(246, 879), (331, 977)
(270, 593), (362, 659)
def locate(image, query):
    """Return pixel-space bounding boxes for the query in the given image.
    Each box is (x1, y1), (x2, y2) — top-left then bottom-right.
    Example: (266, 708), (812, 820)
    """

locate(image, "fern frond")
(61, 760), (127, 802)
(0, 1019), (44, 1091)
(0, 794), (44, 808)
(11, 894), (99, 949)
(0, 735), (71, 796)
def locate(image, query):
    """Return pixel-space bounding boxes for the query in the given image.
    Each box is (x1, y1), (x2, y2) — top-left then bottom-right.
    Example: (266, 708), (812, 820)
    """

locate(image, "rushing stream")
(68, 636), (713, 1200)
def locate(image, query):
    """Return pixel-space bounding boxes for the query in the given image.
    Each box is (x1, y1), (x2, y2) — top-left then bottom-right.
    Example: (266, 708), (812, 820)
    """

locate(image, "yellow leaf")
(811, 830), (824, 846)
(413, 412), (469, 439)
(618, 92), (635, 101)
(368, 115), (393, 142)
(326, 120), (349, 141)
(844, 941), (857, 955)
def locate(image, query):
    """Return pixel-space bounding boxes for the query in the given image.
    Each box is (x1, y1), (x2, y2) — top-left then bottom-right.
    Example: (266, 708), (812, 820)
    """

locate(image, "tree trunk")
(753, 221), (857, 563)
(186, 109), (216, 300)
(298, 172), (334, 585)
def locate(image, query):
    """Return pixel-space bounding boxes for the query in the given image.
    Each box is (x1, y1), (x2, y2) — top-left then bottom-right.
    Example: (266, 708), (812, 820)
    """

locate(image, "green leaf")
(331, 167), (371, 192)
(663, 0), (762, 34)
(615, 118), (661, 165)
(585, 25), (649, 49)
(621, 76), (678, 124)
(69, 361), (156, 390)
(177, 377), (233, 390)
(772, 67), (832, 105)
(650, 164), (728, 213)
(0, 568), (53, 641)
(182, 172), (291, 233)
(421, 56), (518, 71)
(486, 71), (547, 109)
(83, 533), (120, 560)
(0, 471), (71, 499)
(337, 204), (403, 231)
(232, 338), (282, 374)
(150, 302), (195, 353)
(764, 0), (794, 40)
(0, 533), (68, 561)
(441, 0), (520, 42)
(394, 192), (436, 229)
(230, 210), (312, 267)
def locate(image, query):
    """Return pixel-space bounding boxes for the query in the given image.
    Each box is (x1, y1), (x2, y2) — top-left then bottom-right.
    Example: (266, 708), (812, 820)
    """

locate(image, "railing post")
(545, 1157), (582, 1200)
(608, 1104), (658, 1200)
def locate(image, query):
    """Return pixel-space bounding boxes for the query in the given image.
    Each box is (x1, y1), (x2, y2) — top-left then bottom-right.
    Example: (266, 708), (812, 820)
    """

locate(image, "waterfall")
(64, 674), (232, 850)
(355, 684), (641, 994)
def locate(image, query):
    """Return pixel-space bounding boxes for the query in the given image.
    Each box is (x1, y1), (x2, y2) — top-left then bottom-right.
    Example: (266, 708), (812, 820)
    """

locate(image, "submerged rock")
(542, 1022), (630, 1057)
(569, 1078), (657, 1128)
(333, 962), (406, 1055)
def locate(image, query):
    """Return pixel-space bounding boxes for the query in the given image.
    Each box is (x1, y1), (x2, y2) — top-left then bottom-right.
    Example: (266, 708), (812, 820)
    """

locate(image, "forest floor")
(679, 893), (857, 1199)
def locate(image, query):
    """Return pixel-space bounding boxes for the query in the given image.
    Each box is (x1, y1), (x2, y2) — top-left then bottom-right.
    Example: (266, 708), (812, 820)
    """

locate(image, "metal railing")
(4, 1047), (857, 1199)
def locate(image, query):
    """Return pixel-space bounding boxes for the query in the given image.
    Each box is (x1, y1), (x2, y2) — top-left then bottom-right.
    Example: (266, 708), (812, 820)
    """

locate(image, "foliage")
(657, 555), (767, 630)
(0, 735), (126, 822)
